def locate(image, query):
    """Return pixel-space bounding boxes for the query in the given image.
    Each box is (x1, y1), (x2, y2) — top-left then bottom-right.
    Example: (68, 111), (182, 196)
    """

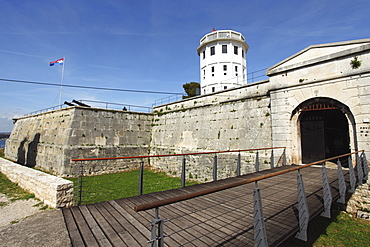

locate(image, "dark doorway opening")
(300, 109), (350, 164)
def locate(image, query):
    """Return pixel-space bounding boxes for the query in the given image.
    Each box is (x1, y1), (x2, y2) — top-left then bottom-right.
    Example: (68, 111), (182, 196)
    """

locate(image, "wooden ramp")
(62, 165), (348, 246)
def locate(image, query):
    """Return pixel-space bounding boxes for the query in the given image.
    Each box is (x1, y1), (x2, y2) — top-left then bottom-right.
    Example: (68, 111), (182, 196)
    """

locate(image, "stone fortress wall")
(149, 80), (276, 181)
(4, 38), (370, 182)
(5, 107), (153, 176)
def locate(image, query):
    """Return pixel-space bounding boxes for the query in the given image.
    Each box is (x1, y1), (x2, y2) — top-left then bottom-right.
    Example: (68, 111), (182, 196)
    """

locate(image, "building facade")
(5, 37), (370, 180)
(197, 29), (249, 94)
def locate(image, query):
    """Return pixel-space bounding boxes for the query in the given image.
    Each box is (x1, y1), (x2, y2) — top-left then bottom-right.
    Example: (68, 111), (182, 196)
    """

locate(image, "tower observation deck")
(197, 30), (249, 95)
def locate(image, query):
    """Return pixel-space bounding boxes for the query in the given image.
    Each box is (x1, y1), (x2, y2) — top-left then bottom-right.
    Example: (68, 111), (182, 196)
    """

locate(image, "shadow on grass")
(279, 202), (344, 247)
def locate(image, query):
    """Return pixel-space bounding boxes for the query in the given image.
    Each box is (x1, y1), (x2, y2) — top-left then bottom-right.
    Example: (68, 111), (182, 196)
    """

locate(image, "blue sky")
(1, 0), (369, 132)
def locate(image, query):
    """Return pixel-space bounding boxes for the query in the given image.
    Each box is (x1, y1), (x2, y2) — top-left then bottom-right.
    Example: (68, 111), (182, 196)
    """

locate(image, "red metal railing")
(71, 147), (287, 205)
(71, 147), (286, 162)
(132, 150), (368, 246)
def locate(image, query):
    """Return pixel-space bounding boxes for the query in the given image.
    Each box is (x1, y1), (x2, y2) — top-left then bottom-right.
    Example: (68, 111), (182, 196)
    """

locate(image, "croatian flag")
(49, 58), (64, 66)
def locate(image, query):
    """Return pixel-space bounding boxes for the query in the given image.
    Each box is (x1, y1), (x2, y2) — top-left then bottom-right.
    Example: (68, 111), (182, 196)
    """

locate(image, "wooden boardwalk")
(62, 165), (348, 246)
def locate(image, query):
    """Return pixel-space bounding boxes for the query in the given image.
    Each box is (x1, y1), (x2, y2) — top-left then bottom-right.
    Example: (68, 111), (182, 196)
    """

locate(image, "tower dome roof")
(197, 30), (249, 55)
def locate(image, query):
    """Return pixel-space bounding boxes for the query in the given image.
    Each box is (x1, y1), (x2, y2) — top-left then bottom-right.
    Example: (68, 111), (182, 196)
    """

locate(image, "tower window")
(211, 66), (215, 72)
(210, 46), (215, 56)
(212, 87), (215, 92)
(235, 66), (238, 72)
(202, 50), (205, 59)
(222, 45), (227, 53)
(224, 86), (227, 89)
(242, 50), (244, 58)
(234, 46), (238, 55)
(223, 65), (227, 71)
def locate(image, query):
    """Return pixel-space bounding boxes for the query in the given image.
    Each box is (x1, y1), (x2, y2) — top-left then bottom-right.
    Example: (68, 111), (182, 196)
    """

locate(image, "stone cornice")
(267, 39), (370, 76)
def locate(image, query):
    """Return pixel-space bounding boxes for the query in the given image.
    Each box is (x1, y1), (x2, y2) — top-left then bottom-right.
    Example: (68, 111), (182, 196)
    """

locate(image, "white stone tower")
(197, 29), (249, 94)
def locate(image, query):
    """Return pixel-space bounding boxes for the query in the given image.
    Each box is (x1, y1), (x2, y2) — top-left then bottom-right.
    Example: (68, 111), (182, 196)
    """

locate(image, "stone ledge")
(0, 158), (73, 208)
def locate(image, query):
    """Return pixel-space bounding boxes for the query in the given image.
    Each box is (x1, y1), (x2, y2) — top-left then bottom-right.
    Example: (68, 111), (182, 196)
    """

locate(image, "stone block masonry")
(4, 38), (370, 181)
(149, 80), (276, 181)
(5, 106), (153, 176)
(0, 158), (73, 208)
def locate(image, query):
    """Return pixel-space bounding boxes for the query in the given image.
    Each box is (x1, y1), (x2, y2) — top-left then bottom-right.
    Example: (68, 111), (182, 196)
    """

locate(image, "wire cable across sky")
(0, 78), (184, 95)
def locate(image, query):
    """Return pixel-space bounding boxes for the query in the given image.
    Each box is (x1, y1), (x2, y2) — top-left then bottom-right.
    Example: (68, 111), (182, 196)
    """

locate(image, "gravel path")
(0, 193), (42, 227)
(0, 193), (71, 246)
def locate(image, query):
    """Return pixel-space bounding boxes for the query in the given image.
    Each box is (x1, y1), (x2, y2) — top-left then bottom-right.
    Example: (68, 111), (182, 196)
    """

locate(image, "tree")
(182, 82), (200, 99)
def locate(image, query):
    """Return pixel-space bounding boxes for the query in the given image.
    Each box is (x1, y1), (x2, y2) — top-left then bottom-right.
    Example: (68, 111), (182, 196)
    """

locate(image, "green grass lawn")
(280, 207), (370, 247)
(67, 169), (199, 205)
(313, 212), (370, 247)
(0, 172), (36, 208)
(1, 149), (369, 245)
(0, 148), (35, 202)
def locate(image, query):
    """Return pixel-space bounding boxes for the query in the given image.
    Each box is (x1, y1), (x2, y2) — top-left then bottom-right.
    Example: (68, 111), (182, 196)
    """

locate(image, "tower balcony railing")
(200, 30), (245, 45)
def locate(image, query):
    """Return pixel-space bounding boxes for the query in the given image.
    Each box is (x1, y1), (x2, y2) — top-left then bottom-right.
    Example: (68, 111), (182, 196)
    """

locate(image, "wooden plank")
(100, 201), (149, 246)
(63, 165), (350, 246)
(174, 196), (253, 244)
(86, 204), (127, 247)
(93, 203), (138, 246)
(62, 208), (85, 247)
(79, 205), (113, 247)
(119, 197), (188, 246)
(70, 206), (99, 246)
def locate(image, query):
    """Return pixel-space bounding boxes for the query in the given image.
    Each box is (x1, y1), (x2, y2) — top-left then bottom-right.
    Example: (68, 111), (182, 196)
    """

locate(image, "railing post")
(138, 161), (144, 195)
(362, 152), (368, 181)
(157, 208), (164, 247)
(77, 161), (84, 206)
(320, 164), (332, 218)
(213, 154), (218, 181)
(255, 151), (259, 172)
(253, 181), (268, 247)
(181, 156), (186, 188)
(337, 159), (347, 204)
(356, 152), (364, 185)
(150, 208), (164, 247)
(348, 156), (357, 193)
(270, 149), (274, 169)
(237, 152), (241, 176)
(283, 148), (287, 166)
(296, 170), (309, 242)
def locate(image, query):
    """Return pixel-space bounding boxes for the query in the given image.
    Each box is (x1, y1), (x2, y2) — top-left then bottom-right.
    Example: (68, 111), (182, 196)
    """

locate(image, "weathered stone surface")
(3, 38), (370, 184)
(0, 158), (73, 208)
(5, 107), (153, 176)
(346, 180), (370, 220)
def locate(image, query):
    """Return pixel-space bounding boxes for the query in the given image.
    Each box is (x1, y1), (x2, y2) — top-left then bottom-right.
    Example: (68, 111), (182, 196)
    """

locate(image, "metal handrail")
(133, 150), (364, 212)
(24, 104), (65, 116)
(71, 146), (286, 162)
(78, 99), (152, 113)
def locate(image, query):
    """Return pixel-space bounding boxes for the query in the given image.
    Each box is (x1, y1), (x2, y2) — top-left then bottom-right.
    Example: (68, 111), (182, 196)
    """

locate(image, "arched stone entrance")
(292, 97), (356, 164)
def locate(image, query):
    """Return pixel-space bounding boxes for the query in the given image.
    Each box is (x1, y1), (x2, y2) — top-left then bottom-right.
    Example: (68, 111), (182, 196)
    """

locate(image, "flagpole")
(59, 57), (65, 108)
